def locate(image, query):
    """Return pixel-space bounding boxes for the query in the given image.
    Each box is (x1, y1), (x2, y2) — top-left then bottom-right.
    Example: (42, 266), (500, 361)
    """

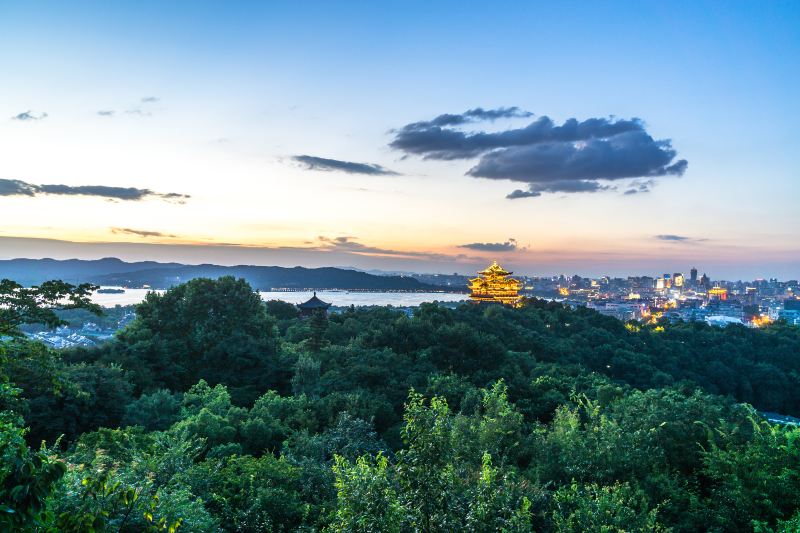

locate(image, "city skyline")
(1, 1), (798, 279)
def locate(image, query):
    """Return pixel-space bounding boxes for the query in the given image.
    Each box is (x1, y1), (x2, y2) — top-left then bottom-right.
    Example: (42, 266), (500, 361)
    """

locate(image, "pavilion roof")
(478, 261), (513, 276)
(297, 292), (332, 309)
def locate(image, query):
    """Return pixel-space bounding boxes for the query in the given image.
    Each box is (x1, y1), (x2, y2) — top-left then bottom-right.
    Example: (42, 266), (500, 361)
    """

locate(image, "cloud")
(406, 106), (532, 129)
(391, 113), (643, 160)
(293, 155), (399, 176)
(467, 130), (685, 182)
(654, 234), (694, 242)
(11, 110), (48, 121)
(125, 108), (152, 117)
(126, 98), (159, 117)
(459, 238), (518, 252)
(111, 227), (177, 238)
(506, 188), (541, 199)
(0, 178), (190, 202)
(390, 110), (687, 198)
(624, 179), (656, 195)
(506, 180), (612, 199)
(0, 179), (36, 196)
(316, 235), (468, 262)
(100, 97), (159, 118)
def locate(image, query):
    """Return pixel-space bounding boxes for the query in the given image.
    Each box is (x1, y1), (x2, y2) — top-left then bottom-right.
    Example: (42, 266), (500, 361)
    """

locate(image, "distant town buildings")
(509, 267), (799, 328)
(26, 310), (136, 348)
(20, 267), (800, 351)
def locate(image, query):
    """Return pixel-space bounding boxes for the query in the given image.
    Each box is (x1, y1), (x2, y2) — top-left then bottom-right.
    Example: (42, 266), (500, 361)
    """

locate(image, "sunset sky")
(1, 1), (798, 279)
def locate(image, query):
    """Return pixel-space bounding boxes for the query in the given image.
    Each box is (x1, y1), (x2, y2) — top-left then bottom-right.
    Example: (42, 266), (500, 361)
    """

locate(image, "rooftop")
(297, 292), (332, 310)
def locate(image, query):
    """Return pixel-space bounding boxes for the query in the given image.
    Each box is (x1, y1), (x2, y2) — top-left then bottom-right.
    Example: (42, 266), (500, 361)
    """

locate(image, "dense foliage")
(2, 276), (800, 531)
(0, 279), (99, 338)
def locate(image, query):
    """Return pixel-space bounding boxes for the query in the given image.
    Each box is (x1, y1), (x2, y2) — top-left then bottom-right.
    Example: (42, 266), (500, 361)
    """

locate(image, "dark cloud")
(459, 238), (518, 252)
(506, 188), (541, 199)
(0, 179), (36, 196)
(467, 130), (685, 181)
(506, 179), (611, 199)
(624, 179), (656, 195)
(97, 110), (115, 117)
(111, 227), (176, 238)
(141, 96), (160, 103)
(11, 110), (48, 121)
(410, 107), (532, 129)
(391, 114), (644, 160)
(391, 110), (687, 198)
(655, 234), (691, 242)
(293, 155), (399, 176)
(0, 178), (189, 202)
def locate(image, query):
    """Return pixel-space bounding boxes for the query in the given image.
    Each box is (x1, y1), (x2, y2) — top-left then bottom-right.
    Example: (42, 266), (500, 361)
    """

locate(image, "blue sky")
(1, 1), (798, 278)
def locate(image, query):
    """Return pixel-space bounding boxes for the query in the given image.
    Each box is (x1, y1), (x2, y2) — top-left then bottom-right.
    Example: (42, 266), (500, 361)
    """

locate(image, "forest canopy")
(2, 276), (800, 531)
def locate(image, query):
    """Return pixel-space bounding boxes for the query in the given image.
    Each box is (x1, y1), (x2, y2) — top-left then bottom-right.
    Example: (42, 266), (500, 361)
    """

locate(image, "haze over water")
(90, 288), (467, 308)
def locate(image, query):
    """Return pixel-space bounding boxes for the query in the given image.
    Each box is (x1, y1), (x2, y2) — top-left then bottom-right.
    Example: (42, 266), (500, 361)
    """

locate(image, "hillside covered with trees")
(2, 276), (800, 531)
(0, 258), (441, 291)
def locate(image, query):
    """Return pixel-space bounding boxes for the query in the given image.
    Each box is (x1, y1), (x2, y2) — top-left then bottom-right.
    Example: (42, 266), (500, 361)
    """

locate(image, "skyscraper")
(690, 268), (698, 285)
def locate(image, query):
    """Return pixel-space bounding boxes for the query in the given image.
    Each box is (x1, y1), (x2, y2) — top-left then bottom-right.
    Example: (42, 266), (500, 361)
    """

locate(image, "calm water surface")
(92, 287), (467, 308)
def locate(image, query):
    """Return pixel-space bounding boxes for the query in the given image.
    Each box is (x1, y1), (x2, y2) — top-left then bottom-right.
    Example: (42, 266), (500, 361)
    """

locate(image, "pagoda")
(297, 292), (332, 317)
(468, 261), (523, 306)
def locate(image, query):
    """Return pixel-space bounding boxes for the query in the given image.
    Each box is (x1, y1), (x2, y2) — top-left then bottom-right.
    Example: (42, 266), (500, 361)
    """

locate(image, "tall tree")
(90, 277), (281, 404)
(0, 279), (100, 338)
(307, 310), (328, 353)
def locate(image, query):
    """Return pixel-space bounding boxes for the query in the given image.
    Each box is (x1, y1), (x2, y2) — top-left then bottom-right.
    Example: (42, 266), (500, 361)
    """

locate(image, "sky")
(1, 1), (798, 279)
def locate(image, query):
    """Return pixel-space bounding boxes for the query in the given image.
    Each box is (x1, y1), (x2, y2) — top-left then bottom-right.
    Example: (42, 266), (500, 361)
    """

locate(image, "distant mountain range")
(0, 258), (462, 291)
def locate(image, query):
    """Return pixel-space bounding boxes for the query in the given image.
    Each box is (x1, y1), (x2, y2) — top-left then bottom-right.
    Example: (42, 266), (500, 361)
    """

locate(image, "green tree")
(0, 279), (105, 528)
(181, 454), (306, 532)
(291, 352), (321, 398)
(122, 389), (183, 431)
(331, 391), (535, 532)
(93, 277), (280, 404)
(241, 390), (317, 455)
(172, 381), (245, 453)
(330, 453), (403, 533)
(307, 310), (329, 353)
(551, 481), (664, 532)
(702, 412), (800, 531)
(50, 429), (212, 532)
(0, 386), (66, 530)
(0, 279), (100, 338)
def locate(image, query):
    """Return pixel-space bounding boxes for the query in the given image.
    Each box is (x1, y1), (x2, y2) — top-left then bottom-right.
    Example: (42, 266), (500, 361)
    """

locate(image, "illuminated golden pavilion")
(468, 261), (523, 306)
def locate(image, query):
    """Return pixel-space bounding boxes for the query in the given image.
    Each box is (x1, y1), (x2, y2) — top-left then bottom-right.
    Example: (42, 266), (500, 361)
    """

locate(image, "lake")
(91, 287), (468, 308)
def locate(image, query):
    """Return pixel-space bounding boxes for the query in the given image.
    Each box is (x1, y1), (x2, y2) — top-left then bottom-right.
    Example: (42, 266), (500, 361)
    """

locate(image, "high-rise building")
(745, 287), (757, 305)
(708, 286), (729, 301)
(673, 273), (684, 288)
(690, 268), (698, 285)
(700, 273), (710, 289)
